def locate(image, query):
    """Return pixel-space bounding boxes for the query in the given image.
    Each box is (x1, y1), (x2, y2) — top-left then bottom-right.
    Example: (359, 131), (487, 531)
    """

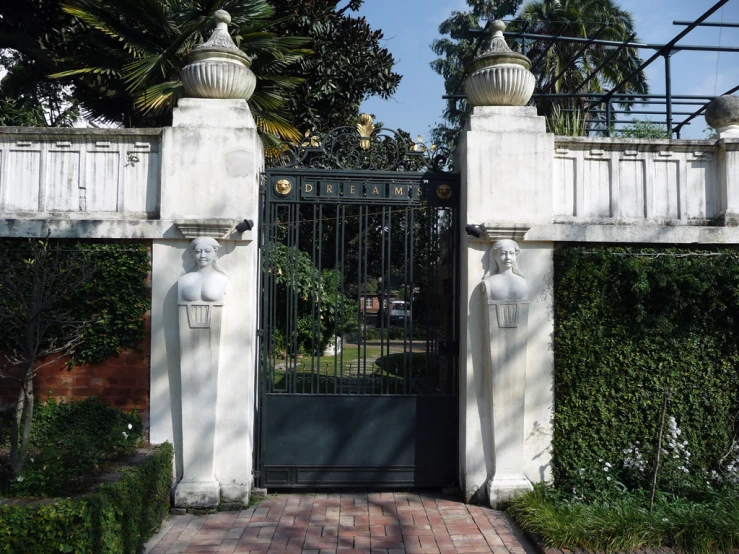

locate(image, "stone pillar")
(458, 107), (555, 505)
(457, 21), (555, 505)
(707, 96), (739, 226)
(149, 10), (263, 508)
(176, 298), (223, 506)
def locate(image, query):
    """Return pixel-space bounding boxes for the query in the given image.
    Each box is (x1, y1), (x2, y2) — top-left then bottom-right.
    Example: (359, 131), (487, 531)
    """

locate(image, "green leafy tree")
(0, 238), (149, 478)
(430, 0), (649, 143)
(430, 0), (522, 145)
(514, 0), (649, 129)
(1, 0), (401, 140)
(49, 0), (311, 145)
(267, 243), (357, 355)
(0, 2), (81, 127)
(270, 0), (401, 133)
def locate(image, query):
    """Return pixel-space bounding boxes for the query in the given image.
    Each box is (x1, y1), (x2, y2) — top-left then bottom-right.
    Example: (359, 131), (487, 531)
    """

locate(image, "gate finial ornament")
(356, 114), (375, 150)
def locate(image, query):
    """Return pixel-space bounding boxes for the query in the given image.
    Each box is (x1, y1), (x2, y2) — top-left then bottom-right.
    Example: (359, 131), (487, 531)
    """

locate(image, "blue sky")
(357, 0), (739, 139)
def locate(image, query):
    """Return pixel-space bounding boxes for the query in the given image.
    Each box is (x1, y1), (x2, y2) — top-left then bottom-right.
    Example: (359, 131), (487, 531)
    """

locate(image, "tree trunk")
(9, 382), (23, 472)
(19, 375), (35, 473)
(9, 368), (34, 474)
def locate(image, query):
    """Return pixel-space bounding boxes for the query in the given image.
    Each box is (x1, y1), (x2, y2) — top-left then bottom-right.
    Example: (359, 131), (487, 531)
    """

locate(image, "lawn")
(266, 344), (435, 393)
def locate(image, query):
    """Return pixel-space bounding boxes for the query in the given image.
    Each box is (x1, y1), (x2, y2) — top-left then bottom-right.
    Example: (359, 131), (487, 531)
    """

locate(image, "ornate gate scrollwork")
(274, 115), (454, 173)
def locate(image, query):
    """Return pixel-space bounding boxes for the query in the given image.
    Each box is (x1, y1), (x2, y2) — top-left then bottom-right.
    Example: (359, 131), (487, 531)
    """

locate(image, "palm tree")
(512, 0), (649, 132)
(52, 0), (311, 144)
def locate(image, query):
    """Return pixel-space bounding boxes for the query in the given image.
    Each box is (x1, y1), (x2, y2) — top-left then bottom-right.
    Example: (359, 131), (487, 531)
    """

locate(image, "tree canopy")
(271, 0), (401, 134)
(0, 0), (401, 141)
(430, 0), (649, 144)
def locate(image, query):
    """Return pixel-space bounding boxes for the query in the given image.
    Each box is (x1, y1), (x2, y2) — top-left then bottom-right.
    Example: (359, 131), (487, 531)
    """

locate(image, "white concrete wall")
(553, 137), (720, 224)
(0, 128), (161, 218)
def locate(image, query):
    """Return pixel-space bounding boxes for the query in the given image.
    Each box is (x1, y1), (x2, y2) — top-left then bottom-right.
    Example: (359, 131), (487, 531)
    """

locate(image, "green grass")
(507, 485), (739, 553)
(267, 347), (433, 393)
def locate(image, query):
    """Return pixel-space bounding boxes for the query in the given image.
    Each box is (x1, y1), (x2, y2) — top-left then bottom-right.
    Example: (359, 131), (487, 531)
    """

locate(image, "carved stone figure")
(175, 236), (229, 508)
(482, 238), (533, 506)
(178, 237), (229, 304)
(482, 239), (528, 302)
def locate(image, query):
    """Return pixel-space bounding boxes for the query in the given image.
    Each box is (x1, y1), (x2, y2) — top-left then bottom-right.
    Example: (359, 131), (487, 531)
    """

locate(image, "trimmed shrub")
(553, 247), (739, 496)
(0, 442), (173, 554)
(4, 398), (143, 497)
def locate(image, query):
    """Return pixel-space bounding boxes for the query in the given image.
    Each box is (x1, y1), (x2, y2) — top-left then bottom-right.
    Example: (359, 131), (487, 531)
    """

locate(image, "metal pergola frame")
(444, 0), (738, 138)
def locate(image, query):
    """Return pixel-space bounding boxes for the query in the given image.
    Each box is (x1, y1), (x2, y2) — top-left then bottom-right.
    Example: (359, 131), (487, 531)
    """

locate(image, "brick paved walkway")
(144, 492), (534, 554)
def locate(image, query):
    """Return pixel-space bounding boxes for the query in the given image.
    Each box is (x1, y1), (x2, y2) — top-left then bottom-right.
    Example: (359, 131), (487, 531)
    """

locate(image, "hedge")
(552, 247), (739, 495)
(0, 442), (173, 554)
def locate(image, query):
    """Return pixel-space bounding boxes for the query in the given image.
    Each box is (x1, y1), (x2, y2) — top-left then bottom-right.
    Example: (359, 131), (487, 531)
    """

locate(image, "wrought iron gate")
(256, 122), (459, 488)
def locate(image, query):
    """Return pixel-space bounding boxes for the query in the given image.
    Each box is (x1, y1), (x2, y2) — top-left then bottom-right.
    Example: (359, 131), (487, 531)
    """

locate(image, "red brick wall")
(0, 332), (151, 430)
(0, 241), (152, 432)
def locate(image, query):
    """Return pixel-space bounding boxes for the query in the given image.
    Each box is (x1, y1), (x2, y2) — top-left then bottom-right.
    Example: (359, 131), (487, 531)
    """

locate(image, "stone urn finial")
(705, 95), (739, 138)
(463, 20), (535, 107)
(181, 9), (256, 100)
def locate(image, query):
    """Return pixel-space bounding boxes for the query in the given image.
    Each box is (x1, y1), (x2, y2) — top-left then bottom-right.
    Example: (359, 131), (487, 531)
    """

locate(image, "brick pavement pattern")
(145, 492), (528, 554)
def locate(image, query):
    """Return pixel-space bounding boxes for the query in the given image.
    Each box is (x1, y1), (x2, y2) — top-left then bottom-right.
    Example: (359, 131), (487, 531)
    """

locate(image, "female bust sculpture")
(482, 239), (528, 302)
(178, 237), (230, 303)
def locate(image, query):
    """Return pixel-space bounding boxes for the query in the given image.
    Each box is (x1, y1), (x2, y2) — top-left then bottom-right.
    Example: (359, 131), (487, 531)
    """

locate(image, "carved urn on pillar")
(181, 10), (256, 100)
(464, 20), (535, 107)
(705, 95), (739, 138)
(482, 239), (533, 506)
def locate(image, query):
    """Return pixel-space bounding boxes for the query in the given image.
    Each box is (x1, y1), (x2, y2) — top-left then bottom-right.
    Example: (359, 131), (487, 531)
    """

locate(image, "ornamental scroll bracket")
(273, 114), (455, 173)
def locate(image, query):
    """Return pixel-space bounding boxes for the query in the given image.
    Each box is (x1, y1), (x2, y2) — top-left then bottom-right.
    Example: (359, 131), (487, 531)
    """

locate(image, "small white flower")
(662, 518), (669, 523)
(128, 423), (133, 430)
(122, 431), (128, 439)
(607, 476), (611, 481)
(605, 462), (612, 468)
(16, 476), (23, 482)
(30, 458), (34, 463)
(604, 466), (609, 472)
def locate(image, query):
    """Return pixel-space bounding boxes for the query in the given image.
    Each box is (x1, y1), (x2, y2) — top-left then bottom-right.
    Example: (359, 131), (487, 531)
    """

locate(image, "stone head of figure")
(189, 237), (220, 268)
(188, 237), (229, 277)
(489, 239), (524, 277)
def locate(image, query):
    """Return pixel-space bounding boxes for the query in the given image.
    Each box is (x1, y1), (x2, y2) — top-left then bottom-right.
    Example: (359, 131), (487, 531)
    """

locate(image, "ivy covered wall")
(0, 240), (151, 422)
(552, 246), (739, 494)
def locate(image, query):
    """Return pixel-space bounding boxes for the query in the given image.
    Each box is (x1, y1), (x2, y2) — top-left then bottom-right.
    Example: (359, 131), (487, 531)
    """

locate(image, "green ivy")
(0, 442), (172, 554)
(553, 247), (739, 496)
(0, 240), (150, 366)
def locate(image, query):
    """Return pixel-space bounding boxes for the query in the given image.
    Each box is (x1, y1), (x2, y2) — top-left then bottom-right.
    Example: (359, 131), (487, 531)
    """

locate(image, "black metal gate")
(256, 122), (459, 488)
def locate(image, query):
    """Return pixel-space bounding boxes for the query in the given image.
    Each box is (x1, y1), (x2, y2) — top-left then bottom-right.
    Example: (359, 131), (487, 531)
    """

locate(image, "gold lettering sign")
(417, 187), (422, 197)
(371, 186), (380, 195)
(394, 186), (404, 196)
(326, 184), (333, 193)
(304, 183), (314, 193)
(350, 185), (356, 194)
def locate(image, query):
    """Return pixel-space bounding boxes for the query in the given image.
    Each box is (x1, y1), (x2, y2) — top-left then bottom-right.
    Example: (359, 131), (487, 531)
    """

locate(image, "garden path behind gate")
(144, 492), (534, 554)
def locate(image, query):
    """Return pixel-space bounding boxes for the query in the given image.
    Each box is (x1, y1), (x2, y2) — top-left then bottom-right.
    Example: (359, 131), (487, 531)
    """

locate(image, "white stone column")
(718, 139), (739, 226)
(149, 97), (262, 507)
(457, 105), (555, 504)
(175, 300), (223, 506)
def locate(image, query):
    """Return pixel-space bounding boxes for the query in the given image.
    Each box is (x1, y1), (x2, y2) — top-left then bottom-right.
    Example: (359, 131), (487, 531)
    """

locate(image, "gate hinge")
(252, 470), (261, 478)
(257, 329), (264, 338)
